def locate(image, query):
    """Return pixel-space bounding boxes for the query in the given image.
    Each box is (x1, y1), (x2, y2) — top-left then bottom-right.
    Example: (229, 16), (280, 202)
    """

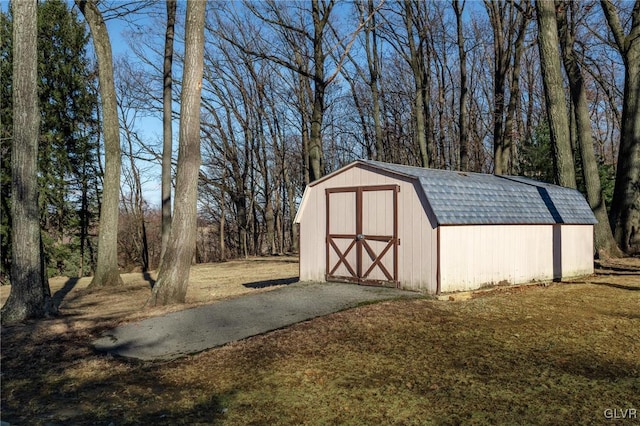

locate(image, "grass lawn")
(1, 257), (639, 425)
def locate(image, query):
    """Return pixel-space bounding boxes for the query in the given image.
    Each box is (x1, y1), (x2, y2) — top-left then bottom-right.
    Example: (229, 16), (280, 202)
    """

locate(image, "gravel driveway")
(93, 281), (422, 361)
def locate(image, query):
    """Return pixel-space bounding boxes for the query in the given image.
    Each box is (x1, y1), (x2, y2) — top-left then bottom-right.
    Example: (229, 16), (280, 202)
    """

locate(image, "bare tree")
(307, 0), (334, 181)
(535, 0), (576, 188)
(453, 0), (469, 171)
(115, 61), (152, 271)
(403, 0), (432, 168)
(364, 0), (384, 160)
(485, 0), (530, 175)
(216, 0), (368, 181)
(600, 0), (640, 254)
(504, 1), (531, 174)
(160, 0), (177, 262)
(76, 0), (123, 287)
(1, 0), (53, 324)
(147, 0), (206, 306)
(556, 1), (621, 257)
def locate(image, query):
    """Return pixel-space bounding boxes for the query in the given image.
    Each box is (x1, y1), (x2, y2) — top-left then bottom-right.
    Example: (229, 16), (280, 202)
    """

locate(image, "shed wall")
(559, 224), (594, 277)
(298, 165), (438, 292)
(439, 224), (594, 292)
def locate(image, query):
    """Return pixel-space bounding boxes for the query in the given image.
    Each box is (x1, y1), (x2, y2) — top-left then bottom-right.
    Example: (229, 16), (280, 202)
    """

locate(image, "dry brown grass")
(1, 256), (639, 425)
(0, 256), (299, 326)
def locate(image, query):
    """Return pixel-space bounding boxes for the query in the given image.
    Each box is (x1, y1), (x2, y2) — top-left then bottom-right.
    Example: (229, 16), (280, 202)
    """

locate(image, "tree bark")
(160, 0), (177, 263)
(2, 0), (53, 324)
(453, 0), (469, 171)
(535, 0), (577, 188)
(365, 0), (384, 161)
(503, 2), (530, 175)
(147, 0), (206, 306)
(308, 0), (333, 182)
(76, 0), (123, 287)
(284, 165), (298, 253)
(294, 47), (312, 185)
(601, 0), (640, 254)
(485, 1), (528, 175)
(485, 1), (509, 174)
(557, 1), (621, 258)
(404, 0), (430, 168)
(219, 195), (225, 261)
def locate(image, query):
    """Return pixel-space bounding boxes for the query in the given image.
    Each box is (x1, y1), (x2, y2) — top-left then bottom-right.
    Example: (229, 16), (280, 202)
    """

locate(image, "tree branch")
(600, 0), (627, 52)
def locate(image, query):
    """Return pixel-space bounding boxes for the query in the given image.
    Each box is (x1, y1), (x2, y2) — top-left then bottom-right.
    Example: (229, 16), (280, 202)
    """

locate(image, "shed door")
(326, 185), (399, 287)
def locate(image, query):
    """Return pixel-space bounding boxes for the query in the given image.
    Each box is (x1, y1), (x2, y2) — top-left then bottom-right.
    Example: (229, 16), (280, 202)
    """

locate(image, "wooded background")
(1, 0), (638, 286)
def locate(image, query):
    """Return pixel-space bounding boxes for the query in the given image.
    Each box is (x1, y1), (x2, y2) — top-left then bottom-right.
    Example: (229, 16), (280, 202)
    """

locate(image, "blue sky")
(106, 11), (168, 208)
(1, 0), (167, 207)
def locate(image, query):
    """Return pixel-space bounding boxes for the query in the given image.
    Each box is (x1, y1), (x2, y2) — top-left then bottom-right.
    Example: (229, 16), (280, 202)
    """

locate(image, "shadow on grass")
(243, 277), (298, 289)
(595, 261), (640, 275)
(592, 281), (640, 291)
(52, 277), (79, 310)
(3, 275), (639, 425)
(0, 316), (235, 425)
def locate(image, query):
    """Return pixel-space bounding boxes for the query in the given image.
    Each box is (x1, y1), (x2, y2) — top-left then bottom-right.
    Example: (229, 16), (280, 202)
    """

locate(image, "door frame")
(325, 185), (399, 287)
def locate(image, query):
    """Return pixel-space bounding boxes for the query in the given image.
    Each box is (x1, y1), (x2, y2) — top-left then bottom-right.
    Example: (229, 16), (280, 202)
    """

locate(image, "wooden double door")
(325, 185), (399, 287)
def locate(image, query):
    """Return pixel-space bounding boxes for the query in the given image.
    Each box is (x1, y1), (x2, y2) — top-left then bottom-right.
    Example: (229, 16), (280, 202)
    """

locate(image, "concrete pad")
(93, 281), (421, 361)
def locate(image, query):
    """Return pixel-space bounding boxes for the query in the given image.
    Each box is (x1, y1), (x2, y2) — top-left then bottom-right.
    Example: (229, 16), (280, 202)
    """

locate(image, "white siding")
(298, 164), (438, 292)
(560, 225), (594, 277)
(439, 224), (594, 292)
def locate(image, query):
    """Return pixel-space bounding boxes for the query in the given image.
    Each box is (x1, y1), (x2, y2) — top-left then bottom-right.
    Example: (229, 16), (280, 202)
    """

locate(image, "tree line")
(1, 0), (638, 323)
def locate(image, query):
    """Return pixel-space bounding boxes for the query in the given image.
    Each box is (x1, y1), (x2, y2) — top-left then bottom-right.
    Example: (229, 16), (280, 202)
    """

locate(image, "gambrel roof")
(299, 160), (597, 226)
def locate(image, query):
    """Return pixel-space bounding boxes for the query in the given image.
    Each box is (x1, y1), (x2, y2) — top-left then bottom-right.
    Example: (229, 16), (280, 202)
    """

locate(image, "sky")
(3, 0), (486, 209)
(106, 11), (167, 208)
(1, 0), (167, 207)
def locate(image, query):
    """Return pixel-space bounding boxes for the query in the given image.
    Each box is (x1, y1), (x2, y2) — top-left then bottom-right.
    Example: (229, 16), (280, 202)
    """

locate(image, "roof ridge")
(357, 159), (596, 225)
(361, 159), (493, 178)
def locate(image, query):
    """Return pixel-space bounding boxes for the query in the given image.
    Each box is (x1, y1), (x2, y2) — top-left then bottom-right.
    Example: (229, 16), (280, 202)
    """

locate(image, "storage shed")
(294, 160), (596, 294)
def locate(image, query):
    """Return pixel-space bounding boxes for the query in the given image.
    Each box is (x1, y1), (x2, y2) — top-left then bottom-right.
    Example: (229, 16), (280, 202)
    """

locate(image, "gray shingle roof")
(360, 160), (597, 225)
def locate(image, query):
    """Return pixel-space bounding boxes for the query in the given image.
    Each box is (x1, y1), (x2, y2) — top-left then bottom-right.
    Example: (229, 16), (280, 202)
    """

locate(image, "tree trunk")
(219, 157), (226, 262)
(308, 90), (324, 182)
(535, 0), (577, 188)
(147, 0), (206, 306)
(436, 54), (447, 168)
(219, 200), (225, 261)
(485, 1), (509, 175)
(453, 0), (469, 171)
(79, 157), (89, 276)
(404, 0), (430, 168)
(295, 47), (311, 186)
(503, 3), (530, 175)
(557, 2), (621, 258)
(76, 0), (123, 287)
(265, 197), (275, 255)
(2, 0), (53, 324)
(601, 0), (640, 254)
(160, 0), (177, 263)
(284, 165), (298, 253)
(308, 0), (331, 182)
(365, 0), (384, 161)
(301, 106), (311, 186)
